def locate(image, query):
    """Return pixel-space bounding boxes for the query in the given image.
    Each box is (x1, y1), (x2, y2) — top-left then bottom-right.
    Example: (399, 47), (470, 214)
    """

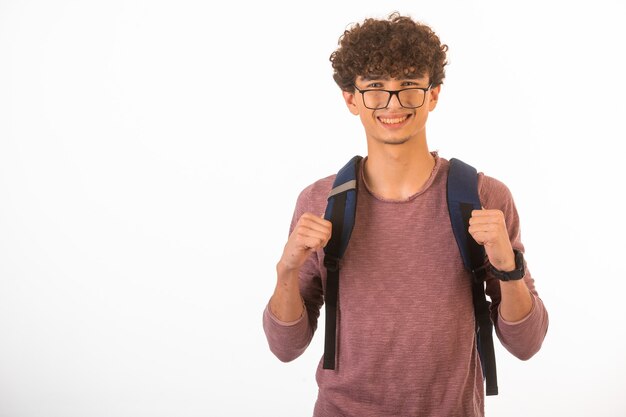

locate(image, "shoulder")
(444, 155), (517, 212)
(442, 156), (514, 206)
(477, 172), (515, 211)
(293, 174), (336, 216)
(299, 174), (336, 200)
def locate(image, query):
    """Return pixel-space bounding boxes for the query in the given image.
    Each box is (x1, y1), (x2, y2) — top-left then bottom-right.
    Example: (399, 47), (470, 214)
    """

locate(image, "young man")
(263, 13), (548, 417)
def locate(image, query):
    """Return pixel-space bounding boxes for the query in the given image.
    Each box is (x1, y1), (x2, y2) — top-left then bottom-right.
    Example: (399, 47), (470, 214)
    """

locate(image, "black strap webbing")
(461, 203), (499, 396)
(323, 191), (346, 369)
(447, 158), (498, 395)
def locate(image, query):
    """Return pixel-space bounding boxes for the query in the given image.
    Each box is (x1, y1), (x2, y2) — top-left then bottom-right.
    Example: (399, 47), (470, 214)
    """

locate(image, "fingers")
(299, 213), (332, 237)
(300, 212), (332, 228)
(468, 209), (508, 247)
(294, 212), (332, 249)
(469, 216), (501, 238)
(470, 208), (504, 219)
(469, 209), (505, 227)
(468, 229), (494, 244)
(295, 228), (330, 250)
(280, 212), (333, 272)
(468, 223), (498, 234)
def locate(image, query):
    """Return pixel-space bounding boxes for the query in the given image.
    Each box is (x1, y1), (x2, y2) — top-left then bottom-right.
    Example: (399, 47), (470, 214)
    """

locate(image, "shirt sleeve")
(262, 183), (326, 362)
(479, 173), (549, 360)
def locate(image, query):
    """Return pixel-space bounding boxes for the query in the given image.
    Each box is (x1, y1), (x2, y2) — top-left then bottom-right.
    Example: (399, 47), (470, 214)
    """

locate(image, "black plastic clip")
(324, 255), (340, 272)
(471, 263), (488, 284)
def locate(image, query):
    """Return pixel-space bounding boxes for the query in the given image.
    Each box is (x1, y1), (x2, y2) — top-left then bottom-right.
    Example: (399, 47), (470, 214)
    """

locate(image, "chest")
(336, 185), (474, 317)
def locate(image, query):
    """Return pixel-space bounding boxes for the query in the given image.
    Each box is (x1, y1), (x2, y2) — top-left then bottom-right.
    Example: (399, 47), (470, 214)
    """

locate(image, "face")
(342, 75), (440, 146)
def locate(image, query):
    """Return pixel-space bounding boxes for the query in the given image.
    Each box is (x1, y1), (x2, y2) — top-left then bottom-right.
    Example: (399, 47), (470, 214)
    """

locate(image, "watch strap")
(490, 249), (525, 281)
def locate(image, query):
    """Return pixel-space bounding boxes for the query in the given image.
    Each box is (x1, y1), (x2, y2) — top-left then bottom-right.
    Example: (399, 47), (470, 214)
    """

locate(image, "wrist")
(492, 259), (516, 272)
(276, 260), (300, 281)
(490, 248), (516, 272)
(490, 249), (525, 281)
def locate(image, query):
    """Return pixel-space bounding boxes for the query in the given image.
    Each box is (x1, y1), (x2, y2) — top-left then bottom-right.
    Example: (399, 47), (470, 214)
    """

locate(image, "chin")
(382, 137), (411, 145)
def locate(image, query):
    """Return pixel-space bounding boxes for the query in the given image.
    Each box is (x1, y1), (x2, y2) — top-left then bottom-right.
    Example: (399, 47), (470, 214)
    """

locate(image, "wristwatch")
(489, 249), (525, 281)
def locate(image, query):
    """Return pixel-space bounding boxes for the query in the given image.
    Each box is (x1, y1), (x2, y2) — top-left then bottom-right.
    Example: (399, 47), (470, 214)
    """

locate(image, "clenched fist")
(278, 213), (332, 272)
(468, 208), (515, 272)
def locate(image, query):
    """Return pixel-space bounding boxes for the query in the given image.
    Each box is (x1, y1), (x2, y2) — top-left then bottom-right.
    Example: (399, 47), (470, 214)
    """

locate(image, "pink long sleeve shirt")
(263, 154), (549, 417)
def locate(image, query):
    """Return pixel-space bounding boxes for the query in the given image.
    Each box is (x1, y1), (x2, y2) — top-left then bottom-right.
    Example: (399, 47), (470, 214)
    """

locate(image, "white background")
(1, 0), (625, 416)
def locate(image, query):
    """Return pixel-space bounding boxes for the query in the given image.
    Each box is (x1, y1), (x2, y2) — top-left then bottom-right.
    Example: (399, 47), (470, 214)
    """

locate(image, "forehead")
(357, 74), (430, 83)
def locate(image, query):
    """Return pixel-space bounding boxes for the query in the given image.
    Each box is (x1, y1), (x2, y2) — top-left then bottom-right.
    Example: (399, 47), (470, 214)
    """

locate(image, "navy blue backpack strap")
(322, 155), (361, 370)
(447, 158), (499, 396)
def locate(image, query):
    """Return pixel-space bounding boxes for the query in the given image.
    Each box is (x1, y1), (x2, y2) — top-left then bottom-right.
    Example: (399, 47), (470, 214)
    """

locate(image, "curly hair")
(330, 12), (448, 92)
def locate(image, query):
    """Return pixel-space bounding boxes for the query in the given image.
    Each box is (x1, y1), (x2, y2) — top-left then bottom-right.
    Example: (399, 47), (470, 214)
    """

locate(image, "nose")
(386, 91), (403, 109)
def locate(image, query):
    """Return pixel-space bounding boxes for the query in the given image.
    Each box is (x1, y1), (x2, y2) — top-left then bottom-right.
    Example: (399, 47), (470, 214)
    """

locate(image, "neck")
(363, 141), (436, 201)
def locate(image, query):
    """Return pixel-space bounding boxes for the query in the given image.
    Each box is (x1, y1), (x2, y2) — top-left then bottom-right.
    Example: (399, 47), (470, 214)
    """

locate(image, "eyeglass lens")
(363, 89), (426, 109)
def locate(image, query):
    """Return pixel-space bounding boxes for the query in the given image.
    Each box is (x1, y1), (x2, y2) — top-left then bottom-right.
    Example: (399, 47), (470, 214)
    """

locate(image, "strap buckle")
(324, 255), (340, 272)
(471, 263), (488, 284)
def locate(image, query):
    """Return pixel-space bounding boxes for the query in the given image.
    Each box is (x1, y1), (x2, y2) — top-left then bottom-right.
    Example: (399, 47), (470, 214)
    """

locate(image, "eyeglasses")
(353, 84), (432, 110)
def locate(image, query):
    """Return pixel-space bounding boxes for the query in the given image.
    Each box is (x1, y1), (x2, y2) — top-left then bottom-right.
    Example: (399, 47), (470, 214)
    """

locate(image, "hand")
(468, 208), (515, 271)
(278, 213), (332, 273)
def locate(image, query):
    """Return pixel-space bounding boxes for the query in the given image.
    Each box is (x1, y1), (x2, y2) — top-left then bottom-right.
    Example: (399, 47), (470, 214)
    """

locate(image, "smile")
(377, 114), (411, 126)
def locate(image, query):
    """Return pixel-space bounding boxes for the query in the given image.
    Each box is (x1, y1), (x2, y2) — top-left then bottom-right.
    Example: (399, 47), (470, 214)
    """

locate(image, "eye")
(402, 81), (418, 87)
(366, 82), (384, 89)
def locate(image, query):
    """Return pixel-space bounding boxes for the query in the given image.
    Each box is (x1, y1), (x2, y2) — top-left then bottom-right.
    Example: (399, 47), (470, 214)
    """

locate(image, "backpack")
(321, 156), (498, 396)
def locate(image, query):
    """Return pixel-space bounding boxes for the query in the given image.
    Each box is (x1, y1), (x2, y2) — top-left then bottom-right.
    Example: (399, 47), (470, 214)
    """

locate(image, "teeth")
(379, 116), (408, 124)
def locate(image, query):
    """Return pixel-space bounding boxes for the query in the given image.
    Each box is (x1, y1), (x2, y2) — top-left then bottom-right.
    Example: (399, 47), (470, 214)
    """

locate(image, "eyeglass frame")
(352, 83), (433, 110)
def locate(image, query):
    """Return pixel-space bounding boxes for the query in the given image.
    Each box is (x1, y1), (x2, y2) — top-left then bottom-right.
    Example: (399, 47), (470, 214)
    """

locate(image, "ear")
(428, 84), (441, 111)
(342, 90), (360, 115)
